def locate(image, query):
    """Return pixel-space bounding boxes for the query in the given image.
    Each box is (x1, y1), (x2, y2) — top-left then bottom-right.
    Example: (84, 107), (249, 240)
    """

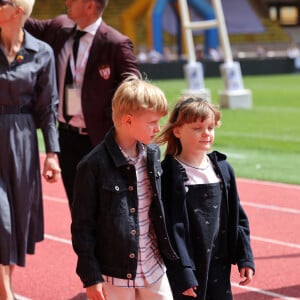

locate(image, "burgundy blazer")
(25, 15), (139, 146)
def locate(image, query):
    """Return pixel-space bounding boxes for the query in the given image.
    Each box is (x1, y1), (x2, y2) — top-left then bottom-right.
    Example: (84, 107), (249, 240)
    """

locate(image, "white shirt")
(103, 143), (166, 287)
(176, 157), (221, 185)
(58, 17), (102, 128)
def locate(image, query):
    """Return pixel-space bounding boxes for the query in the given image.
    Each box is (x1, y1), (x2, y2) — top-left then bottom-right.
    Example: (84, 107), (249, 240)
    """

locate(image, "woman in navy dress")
(156, 97), (255, 300)
(0, 0), (61, 298)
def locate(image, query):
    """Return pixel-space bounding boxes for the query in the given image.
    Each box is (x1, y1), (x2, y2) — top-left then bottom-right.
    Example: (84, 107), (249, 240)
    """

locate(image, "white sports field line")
(231, 282), (299, 300)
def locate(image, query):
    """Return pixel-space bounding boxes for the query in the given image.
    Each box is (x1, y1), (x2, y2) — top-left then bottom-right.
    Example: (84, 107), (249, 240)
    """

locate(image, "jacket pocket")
(99, 180), (129, 215)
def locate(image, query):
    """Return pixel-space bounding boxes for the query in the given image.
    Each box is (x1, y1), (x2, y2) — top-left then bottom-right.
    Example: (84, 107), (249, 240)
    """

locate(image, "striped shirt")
(103, 143), (166, 287)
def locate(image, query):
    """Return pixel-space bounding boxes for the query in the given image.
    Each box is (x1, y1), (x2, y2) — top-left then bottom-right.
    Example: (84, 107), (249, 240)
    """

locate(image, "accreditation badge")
(65, 86), (82, 116)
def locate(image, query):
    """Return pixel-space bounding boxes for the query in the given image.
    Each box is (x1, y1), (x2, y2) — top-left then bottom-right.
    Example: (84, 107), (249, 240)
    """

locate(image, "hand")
(42, 153), (61, 183)
(239, 267), (254, 286)
(86, 283), (107, 300)
(182, 286), (198, 297)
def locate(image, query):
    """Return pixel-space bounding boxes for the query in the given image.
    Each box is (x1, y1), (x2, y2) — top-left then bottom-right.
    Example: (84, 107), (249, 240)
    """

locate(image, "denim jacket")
(71, 128), (178, 288)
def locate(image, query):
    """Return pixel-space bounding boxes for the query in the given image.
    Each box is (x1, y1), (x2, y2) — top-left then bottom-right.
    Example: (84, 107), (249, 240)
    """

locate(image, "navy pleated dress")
(0, 31), (59, 266)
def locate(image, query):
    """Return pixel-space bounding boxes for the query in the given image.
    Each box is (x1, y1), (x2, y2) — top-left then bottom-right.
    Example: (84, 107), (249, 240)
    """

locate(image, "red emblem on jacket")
(99, 65), (111, 80)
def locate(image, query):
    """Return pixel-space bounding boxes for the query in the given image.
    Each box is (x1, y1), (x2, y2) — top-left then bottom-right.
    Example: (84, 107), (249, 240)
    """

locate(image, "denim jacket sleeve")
(71, 156), (104, 288)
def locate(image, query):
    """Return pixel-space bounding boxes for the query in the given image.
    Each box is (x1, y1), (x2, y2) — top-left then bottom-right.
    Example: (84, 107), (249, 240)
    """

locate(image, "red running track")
(12, 172), (300, 299)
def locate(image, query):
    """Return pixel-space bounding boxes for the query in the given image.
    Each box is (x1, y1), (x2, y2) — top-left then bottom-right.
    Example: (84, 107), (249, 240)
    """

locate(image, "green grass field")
(38, 73), (300, 185)
(154, 73), (300, 185)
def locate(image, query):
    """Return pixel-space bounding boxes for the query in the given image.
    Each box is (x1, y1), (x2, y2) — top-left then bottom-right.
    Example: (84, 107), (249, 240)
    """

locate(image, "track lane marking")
(44, 232), (300, 249)
(43, 195), (300, 215)
(44, 234), (72, 245)
(231, 282), (299, 300)
(252, 236), (300, 249)
(242, 201), (300, 214)
(237, 178), (300, 190)
(43, 195), (67, 203)
(15, 294), (31, 300)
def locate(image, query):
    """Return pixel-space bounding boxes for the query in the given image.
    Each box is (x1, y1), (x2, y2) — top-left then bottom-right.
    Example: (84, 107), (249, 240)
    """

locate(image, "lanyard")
(69, 44), (90, 83)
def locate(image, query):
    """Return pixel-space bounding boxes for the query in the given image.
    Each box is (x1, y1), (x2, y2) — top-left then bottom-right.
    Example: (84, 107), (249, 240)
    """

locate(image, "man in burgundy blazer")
(26, 0), (140, 207)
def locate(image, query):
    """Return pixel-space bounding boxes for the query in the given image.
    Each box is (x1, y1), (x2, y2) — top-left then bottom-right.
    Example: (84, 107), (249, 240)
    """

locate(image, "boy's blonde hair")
(112, 74), (168, 125)
(155, 96), (222, 156)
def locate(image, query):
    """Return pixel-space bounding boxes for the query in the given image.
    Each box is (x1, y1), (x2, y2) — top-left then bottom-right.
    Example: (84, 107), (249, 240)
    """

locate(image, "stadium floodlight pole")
(178, 0), (211, 101)
(211, 0), (252, 109)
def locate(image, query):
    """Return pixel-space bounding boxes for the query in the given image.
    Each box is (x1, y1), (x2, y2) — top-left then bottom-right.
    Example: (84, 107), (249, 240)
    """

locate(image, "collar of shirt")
(57, 17), (102, 126)
(70, 17), (102, 84)
(119, 142), (145, 165)
(77, 17), (102, 37)
(70, 16), (102, 75)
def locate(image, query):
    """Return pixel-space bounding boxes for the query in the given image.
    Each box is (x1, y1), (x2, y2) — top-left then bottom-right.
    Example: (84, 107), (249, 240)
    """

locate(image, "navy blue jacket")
(71, 128), (178, 287)
(161, 151), (255, 294)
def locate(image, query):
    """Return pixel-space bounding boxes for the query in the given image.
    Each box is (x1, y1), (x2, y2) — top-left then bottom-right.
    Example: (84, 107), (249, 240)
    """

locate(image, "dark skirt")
(175, 182), (232, 300)
(0, 113), (44, 267)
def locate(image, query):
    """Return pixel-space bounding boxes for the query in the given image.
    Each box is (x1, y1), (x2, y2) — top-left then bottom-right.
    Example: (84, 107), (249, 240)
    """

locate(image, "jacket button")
(128, 186), (134, 191)
(126, 273), (132, 279)
(130, 208), (136, 214)
(114, 186), (120, 191)
(130, 229), (137, 236)
(129, 253), (135, 259)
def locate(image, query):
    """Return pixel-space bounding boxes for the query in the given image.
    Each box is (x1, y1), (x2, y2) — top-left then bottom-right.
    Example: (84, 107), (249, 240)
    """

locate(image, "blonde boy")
(71, 75), (178, 300)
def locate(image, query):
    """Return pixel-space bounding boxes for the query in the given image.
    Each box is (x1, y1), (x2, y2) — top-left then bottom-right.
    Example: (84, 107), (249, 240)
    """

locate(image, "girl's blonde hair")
(112, 74), (168, 125)
(155, 96), (221, 156)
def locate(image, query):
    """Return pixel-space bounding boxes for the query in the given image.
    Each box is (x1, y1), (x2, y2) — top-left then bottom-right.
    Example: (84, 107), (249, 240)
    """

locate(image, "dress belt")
(58, 122), (88, 135)
(0, 105), (32, 114)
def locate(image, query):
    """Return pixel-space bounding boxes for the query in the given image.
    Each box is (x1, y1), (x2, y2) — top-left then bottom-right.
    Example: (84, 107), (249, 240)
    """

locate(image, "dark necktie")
(73, 30), (86, 65)
(63, 30), (86, 122)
